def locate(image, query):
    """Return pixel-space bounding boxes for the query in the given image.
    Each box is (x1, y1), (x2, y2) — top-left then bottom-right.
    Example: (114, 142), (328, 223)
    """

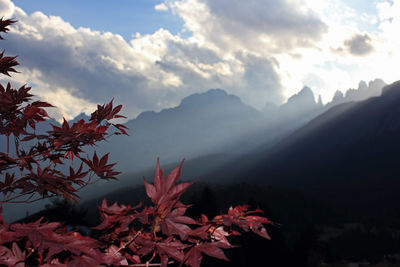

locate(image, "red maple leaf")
(143, 159), (193, 205)
(90, 99), (126, 123)
(0, 51), (18, 76)
(82, 152), (120, 180)
(0, 242), (25, 267)
(181, 241), (231, 267)
(0, 18), (16, 39)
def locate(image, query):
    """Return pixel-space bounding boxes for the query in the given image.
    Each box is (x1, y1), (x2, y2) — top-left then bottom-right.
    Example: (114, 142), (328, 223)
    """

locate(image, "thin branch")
(121, 261), (175, 267)
(111, 230), (142, 257)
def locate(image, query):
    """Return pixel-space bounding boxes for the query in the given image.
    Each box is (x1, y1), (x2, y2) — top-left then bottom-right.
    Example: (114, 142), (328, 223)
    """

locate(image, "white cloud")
(0, 0), (287, 119)
(154, 3), (169, 11)
(0, 0), (14, 19)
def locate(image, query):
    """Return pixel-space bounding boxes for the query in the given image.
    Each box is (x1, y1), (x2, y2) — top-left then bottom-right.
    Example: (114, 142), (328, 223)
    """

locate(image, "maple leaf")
(221, 205), (272, 240)
(90, 99), (126, 123)
(0, 51), (18, 76)
(43, 233), (100, 262)
(93, 199), (135, 235)
(143, 159), (193, 205)
(155, 238), (188, 262)
(113, 123), (129, 135)
(10, 217), (61, 248)
(82, 152), (120, 180)
(66, 253), (104, 267)
(67, 164), (89, 184)
(0, 18), (16, 39)
(0, 225), (15, 245)
(103, 245), (129, 266)
(0, 242), (25, 267)
(181, 241), (230, 267)
(135, 236), (188, 265)
(160, 207), (197, 240)
(97, 199), (132, 216)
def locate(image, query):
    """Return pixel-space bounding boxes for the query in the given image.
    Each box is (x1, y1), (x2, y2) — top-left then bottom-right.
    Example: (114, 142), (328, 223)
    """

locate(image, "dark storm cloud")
(344, 33), (374, 56)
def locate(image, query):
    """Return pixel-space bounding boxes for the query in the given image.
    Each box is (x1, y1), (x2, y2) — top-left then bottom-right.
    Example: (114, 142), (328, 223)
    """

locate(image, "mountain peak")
(332, 90), (345, 101)
(285, 86), (316, 107)
(180, 88), (242, 107)
(69, 112), (90, 123)
(381, 80), (400, 96)
(358, 80), (368, 91)
(317, 94), (323, 107)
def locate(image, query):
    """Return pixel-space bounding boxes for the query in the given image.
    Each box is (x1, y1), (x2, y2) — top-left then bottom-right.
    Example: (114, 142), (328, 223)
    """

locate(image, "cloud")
(343, 33), (374, 56)
(0, 0), (15, 19)
(0, 0), (287, 120)
(2, 6), (200, 119)
(154, 3), (169, 11)
(168, 0), (328, 54)
(2, 0), (395, 121)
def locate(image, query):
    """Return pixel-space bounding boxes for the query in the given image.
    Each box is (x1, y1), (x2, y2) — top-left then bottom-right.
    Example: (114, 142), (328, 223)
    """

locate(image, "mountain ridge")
(201, 80), (400, 212)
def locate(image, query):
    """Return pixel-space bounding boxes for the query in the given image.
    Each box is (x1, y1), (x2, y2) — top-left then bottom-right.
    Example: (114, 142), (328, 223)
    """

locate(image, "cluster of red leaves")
(0, 19), (127, 204)
(0, 160), (272, 266)
(92, 159), (272, 267)
(0, 18), (272, 266)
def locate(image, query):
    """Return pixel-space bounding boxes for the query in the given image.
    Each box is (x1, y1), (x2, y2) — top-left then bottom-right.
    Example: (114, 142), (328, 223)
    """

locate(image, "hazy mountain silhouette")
(259, 86), (324, 140)
(99, 88), (264, 173)
(207, 80), (400, 213)
(326, 78), (386, 109)
(99, 85), (336, 174)
(71, 80), (385, 176)
(32, 79), (388, 181)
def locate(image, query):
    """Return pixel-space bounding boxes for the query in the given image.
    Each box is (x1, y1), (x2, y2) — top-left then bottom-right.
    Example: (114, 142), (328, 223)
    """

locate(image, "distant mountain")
(273, 86), (323, 125)
(99, 89), (264, 173)
(102, 86), (338, 174)
(205, 80), (400, 213)
(12, 86), (326, 187)
(281, 86), (322, 114)
(50, 79), (387, 179)
(91, 81), (386, 174)
(326, 78), (386, 109)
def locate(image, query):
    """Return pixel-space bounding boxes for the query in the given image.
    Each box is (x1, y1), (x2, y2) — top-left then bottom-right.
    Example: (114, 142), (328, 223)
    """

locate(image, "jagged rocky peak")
(332, 90), (345, 102)
(368, 78), (386, 94)
(381, 80), (400, 96)
(358, 80), (368, 92)
(286, 86), (317, 106)
(317, 94), (323, 107)
(346, 78), (386, 101)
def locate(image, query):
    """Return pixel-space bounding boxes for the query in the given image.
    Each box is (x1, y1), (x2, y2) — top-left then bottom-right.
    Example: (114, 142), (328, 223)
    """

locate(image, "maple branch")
(6, 135), (9, 154)
(123, 261), (175, 267)
(146, 251), (156, 266)
(111, 230), (141, 258)
(1, 190), (34, 203)
(1, 190), (51, 204)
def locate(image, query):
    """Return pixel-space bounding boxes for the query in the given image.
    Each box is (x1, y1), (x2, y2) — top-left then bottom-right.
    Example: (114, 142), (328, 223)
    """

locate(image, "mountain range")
(3, 78), (388, 220)
(94, 79), (384, 173)
(202, 80), (400, 214)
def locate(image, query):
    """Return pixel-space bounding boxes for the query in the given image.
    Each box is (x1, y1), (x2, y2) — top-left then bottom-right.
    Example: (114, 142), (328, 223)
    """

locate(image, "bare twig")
(120, 261), (175, 267)
(111, 230), (142, 257)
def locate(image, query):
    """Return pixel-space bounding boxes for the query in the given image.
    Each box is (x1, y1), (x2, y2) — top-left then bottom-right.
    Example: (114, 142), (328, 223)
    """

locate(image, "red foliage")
(0, 18), (272, 266)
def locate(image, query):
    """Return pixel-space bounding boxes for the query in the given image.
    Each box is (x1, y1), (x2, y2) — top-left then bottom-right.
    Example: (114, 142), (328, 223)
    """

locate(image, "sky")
(0, 0), (399, 121)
